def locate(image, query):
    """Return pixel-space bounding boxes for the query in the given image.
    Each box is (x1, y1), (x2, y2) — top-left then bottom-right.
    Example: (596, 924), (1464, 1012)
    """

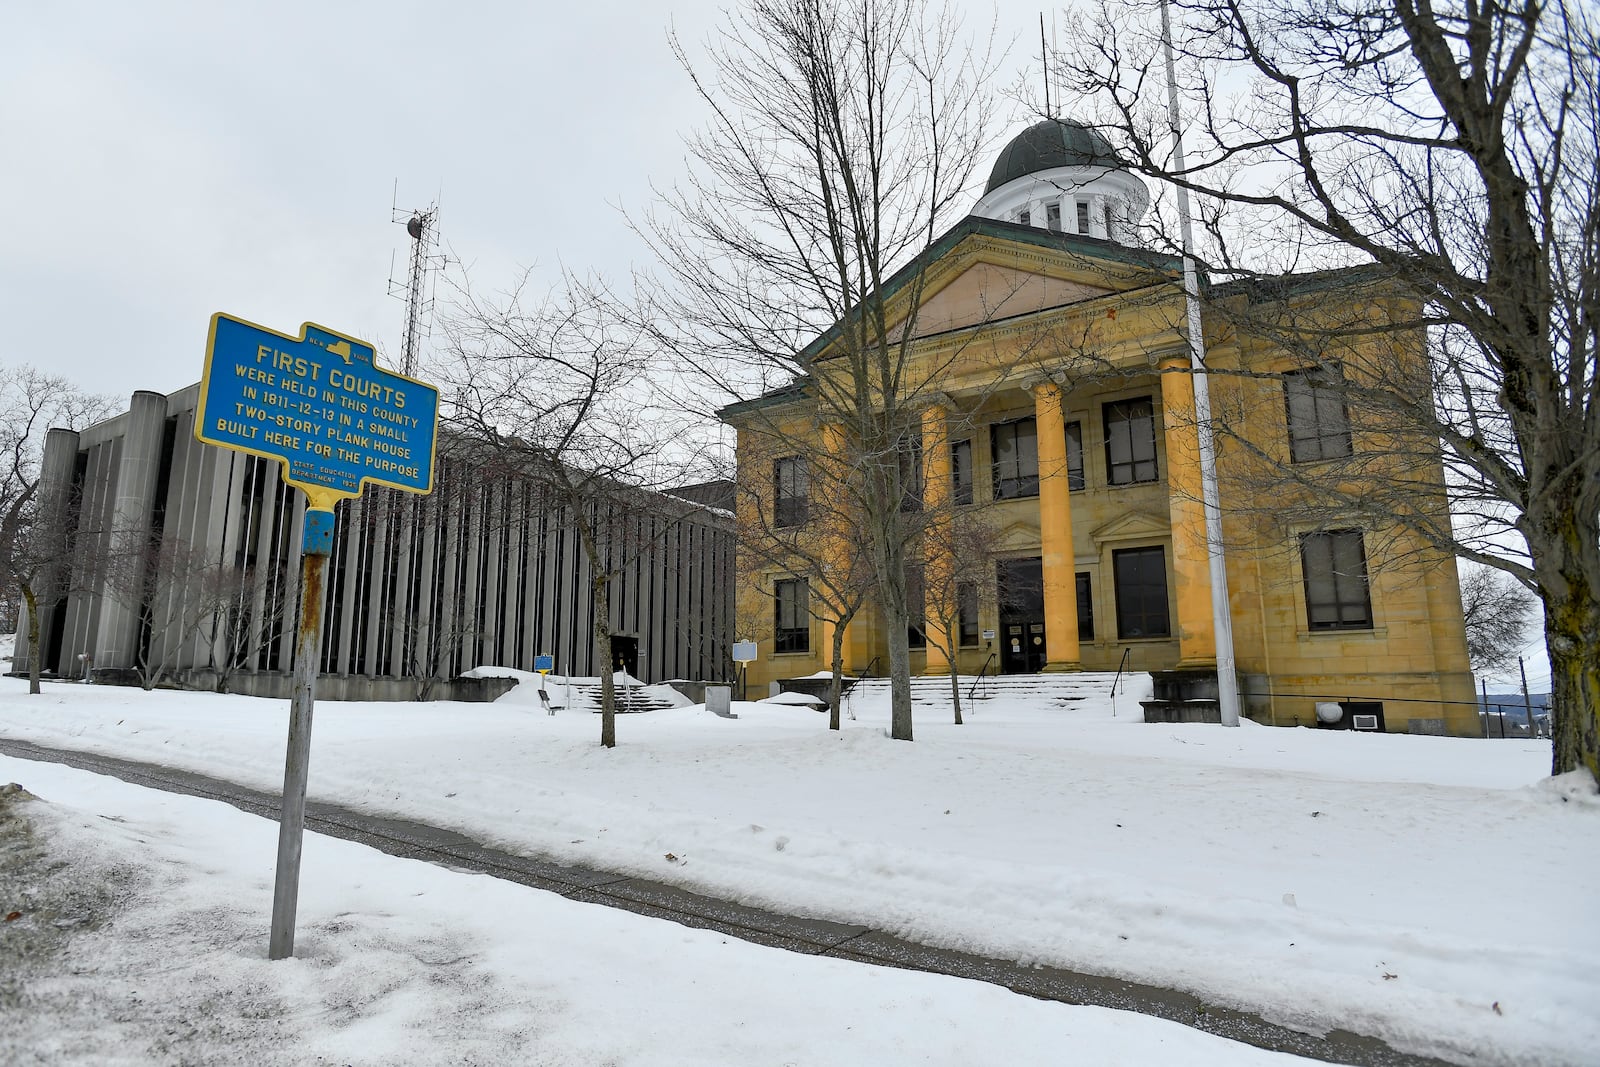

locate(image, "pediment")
(1089, 509), (1169, 544)
(892, 260), (1111, 341)
(996, 518), (1042, 551)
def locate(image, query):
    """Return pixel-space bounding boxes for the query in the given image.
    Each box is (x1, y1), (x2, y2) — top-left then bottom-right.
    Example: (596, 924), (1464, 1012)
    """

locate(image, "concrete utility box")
(1141, 669), (1223, 724)
(707, 685), (736, 719)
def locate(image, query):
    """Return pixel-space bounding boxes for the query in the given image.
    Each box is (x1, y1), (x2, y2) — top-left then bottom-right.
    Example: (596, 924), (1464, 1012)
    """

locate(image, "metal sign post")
(195, 313), (438, 961)
(731, 640), (757, 702)
(535, 654), (555, 715)
(269, 505), (333, 960)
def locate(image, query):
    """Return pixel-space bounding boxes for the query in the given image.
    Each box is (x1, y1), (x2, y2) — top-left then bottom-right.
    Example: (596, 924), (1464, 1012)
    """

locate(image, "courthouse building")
(721, 118), (1478, 734)
(15, 383), (734, 696)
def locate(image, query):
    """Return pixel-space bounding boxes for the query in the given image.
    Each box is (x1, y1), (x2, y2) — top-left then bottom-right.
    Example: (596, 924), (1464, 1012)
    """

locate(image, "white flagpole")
(1160, 0), (1240, 727)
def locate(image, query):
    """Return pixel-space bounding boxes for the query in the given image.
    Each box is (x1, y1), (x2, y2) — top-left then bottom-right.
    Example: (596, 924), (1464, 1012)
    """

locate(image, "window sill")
(1297, 626), (1386, 640)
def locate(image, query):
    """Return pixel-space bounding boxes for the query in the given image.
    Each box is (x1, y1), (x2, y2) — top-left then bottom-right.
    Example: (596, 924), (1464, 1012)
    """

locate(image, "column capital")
(1154, 345), (1191, 373)
(1022, 372), (1070, 399)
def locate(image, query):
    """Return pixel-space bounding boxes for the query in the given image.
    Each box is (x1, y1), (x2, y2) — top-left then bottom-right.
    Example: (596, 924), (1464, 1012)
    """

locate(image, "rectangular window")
(898, 433), (923, 513)
(991, 417), (1040, 499)
(1284, 366), (1353, 462)
(773, 456), (808, 527)
(1076, 200), (1091, 234)
(951, 439), (973, 505)
(1300, 530), (1373, 630)
(774, 578), (810, 652)
(1104, 397), (1158, 485)
(1017, 208), (1031, 226)
(1065, 420), (1085, 490)
(1045, 201), (1061, 232)
(1075, 572), (1095, 640)
(957, 582), (980, 647)
(1113, 547), (1170, 639)
(906, 565), (926, 649)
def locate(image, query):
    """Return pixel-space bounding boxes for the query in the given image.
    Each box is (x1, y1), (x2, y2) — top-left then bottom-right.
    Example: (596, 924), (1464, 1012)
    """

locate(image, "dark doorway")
(997, 557), (1047, 673)
(611, 635), (639, 678)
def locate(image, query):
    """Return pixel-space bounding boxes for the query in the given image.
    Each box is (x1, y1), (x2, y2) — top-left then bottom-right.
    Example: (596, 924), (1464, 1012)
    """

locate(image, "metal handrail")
(1109, 647), (1131, 715)
(833, 656), (879, 723)
(967, 652), (997, 702)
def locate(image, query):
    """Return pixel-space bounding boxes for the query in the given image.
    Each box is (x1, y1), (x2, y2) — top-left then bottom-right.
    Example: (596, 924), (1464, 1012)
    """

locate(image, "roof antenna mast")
(1040, 13), (1052, 118)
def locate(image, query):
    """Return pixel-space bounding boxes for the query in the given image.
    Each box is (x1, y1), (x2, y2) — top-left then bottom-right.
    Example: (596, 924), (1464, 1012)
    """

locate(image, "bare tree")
(640, 0), (1003, 741)
(729, 442), (875, 728)
(100, 537), (238, 690)
(1459, 563), (1536, 676)
(440, 275), (695, 747)
(0, 366), (114, 694)
(1058, 1), (1600, 782)
(194, 558), (300, 695)
(920, 502), (1008, 725)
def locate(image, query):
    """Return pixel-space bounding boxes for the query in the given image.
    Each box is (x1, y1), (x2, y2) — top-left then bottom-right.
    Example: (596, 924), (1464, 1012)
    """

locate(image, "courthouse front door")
(997, 557), (1047, 673)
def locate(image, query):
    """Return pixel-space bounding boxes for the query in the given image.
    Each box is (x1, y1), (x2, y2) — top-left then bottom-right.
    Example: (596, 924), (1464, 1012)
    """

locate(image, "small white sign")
(732, 640), (759, 663)
(981, 629), (996, 640)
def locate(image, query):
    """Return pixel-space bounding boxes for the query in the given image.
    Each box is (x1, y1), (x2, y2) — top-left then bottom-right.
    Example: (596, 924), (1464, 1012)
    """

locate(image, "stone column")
(1032, 382), (1081, 671)
(920, 403), (954, 675)
(14, 427), (82, 675)
(1158, 353), (1218, 666)
(94, 391), (170, 671)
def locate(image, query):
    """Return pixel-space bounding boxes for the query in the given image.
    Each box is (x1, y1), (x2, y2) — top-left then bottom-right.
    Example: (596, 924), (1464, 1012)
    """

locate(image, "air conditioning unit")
(1352, 714), (1380, 731)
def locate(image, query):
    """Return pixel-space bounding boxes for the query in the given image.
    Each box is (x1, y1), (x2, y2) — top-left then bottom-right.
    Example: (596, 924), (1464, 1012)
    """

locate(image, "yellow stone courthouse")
(720, 120), (1478, 735)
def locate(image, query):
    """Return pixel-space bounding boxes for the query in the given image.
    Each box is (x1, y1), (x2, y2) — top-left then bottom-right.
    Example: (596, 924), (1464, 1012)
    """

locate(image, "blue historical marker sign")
(197, 312), (440, 960)
(197, 313), (438, 510)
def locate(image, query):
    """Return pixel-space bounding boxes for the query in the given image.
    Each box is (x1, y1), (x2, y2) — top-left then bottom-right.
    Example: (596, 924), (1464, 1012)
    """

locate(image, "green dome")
(984, 119), (1125, 194)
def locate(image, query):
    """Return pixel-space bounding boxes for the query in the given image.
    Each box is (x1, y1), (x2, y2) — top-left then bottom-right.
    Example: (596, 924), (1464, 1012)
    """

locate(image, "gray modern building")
(14, 384), (735, 697)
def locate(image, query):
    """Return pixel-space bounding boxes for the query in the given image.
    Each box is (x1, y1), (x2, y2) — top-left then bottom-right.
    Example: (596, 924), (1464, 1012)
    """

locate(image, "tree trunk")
(595, 573), (615, 748)
(867, 491), (914, 742)
(885, 624), (912, 741)
(1548, 608), (1600, 785)
(829, 625), (847, 731)
(1533, 502), (1600, 785)
(21, 582), (41, 695)
(1544, 583), (1600, 787)
(948, 666), (963, 726)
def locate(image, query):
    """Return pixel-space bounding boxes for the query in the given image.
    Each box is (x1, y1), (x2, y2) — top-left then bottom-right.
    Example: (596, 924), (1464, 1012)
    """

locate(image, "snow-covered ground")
(0, 668), (1594, 1066)
(1, 755), (1324, 1066)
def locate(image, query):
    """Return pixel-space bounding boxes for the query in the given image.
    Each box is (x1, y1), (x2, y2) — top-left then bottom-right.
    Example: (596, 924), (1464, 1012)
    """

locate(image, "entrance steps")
(841, 671), (1129, 715)
(545, 675), (683, 715)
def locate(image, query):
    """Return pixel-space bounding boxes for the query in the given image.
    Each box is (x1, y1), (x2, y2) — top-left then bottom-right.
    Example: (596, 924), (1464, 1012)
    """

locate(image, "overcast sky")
(2, 3), (1548, 691)
(2, 1), (1048, 399)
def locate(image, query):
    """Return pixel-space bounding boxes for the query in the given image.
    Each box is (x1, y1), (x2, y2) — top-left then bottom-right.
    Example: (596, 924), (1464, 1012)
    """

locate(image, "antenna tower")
(388, 187), (448, 377)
